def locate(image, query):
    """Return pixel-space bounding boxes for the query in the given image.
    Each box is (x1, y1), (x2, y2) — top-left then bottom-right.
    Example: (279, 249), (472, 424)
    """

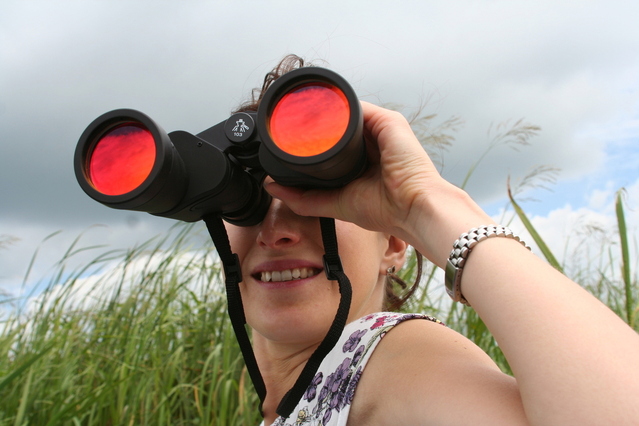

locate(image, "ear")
(380, 235), (409, 275)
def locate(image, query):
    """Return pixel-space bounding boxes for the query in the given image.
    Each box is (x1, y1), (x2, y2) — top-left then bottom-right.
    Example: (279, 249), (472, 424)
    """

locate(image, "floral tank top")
(260, 312), (442, 426)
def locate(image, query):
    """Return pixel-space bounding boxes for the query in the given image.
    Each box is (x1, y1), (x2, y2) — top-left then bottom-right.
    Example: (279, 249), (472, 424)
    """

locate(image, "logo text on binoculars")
(232, 118), (251, 138)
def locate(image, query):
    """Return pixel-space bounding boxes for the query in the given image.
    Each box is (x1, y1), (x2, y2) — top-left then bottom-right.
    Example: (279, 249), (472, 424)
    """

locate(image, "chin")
(248, 303), (337, 344)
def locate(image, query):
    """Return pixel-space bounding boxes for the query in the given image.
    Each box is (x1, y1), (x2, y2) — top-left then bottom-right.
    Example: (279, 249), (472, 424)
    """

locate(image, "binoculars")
(74, 67), (366, 226)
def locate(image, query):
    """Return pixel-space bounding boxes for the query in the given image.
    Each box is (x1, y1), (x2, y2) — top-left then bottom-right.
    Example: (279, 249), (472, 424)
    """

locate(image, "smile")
(259, 267), (322, 283)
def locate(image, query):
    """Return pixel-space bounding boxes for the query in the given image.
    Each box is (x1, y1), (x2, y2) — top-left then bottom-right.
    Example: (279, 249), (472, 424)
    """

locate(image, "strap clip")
(223, 253), (243, 283)
(323, 254), (344, 281)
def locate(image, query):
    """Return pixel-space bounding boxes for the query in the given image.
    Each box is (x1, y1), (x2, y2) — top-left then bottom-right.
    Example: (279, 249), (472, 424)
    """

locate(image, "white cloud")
(587, 185), (616, 211)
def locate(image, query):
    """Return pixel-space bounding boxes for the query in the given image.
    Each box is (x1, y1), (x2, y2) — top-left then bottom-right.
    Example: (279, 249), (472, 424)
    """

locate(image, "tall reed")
(0, 224), (261, 425)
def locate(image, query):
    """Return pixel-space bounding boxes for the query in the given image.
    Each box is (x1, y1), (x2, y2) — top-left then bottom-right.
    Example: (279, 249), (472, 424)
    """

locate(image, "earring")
(386, 265), (396, 275)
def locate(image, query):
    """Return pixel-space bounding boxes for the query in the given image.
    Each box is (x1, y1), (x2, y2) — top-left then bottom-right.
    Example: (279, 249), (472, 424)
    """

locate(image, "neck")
(253, 332), (320, 424)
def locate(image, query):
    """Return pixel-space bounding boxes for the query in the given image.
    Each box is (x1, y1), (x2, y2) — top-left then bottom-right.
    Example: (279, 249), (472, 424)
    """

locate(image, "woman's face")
(225, 198), (406, 346)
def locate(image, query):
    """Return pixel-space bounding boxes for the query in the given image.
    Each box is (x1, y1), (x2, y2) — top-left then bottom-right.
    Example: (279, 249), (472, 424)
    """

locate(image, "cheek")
(335, 224), (386, 277)
(224, 223), (256, 260)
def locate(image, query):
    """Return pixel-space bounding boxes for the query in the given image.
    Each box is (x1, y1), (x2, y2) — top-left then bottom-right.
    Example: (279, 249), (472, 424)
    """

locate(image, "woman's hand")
(264, 101), (491, 266)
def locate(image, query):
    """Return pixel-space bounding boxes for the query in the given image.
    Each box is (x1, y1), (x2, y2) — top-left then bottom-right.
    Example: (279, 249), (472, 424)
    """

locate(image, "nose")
(256, 198), (307, 249)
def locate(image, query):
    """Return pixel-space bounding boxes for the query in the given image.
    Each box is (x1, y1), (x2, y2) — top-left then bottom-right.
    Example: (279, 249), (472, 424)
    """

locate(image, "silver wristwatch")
(445, 225), (530, 306)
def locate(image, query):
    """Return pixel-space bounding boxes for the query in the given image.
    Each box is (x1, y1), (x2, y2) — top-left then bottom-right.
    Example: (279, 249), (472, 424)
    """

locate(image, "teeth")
(260, 267), (318, 282)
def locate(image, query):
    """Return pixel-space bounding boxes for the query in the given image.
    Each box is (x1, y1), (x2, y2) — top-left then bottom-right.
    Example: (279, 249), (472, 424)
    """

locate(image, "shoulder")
(348, 316), (528, 425)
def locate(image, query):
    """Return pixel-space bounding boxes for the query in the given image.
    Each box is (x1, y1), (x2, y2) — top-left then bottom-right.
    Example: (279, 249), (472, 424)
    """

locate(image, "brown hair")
(384, 250), (423, 311)
(234, 54), (422, 311)
(234, 54), (310, 113)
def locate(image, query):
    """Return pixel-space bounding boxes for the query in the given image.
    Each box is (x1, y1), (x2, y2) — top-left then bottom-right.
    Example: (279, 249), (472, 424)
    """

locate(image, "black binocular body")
(74, 67), (367, 226)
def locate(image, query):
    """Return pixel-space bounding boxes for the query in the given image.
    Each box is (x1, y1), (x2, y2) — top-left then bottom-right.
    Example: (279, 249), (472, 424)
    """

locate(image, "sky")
(1, 0), (638, 298)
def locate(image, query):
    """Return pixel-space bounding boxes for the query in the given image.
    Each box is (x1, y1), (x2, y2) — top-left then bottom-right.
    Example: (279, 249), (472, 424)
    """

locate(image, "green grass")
(0, 224), (261, 425)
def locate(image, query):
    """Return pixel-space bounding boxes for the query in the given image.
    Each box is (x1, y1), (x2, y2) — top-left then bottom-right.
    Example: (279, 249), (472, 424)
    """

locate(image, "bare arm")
(349, 319), (529, 425)
(458, 236), (639, 424)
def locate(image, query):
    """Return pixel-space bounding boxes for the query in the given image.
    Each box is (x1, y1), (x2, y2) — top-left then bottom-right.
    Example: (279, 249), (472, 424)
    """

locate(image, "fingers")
(361, 102), (416, 143)
(264, 181), (346, 221)
(361, 102), (435, 169)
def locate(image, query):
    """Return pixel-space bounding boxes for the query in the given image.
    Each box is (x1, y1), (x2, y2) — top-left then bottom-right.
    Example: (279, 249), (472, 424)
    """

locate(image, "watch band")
(445, 225), (530, 306)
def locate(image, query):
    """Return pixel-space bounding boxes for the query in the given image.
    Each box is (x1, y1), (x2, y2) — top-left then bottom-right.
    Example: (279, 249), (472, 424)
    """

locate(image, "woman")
(225, 56), (639, 425)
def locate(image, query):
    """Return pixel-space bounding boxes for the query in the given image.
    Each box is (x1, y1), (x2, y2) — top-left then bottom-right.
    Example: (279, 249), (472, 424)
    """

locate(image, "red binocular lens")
(74, 109), (187, 214)
(88, 123), (156, 196)
(257, 67), (365, 185)
(269, 82), (350, 157)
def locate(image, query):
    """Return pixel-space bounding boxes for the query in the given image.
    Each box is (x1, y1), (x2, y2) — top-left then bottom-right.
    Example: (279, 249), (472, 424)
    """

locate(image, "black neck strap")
(203, 214), (352, 419)
(203, 214), (267, 413)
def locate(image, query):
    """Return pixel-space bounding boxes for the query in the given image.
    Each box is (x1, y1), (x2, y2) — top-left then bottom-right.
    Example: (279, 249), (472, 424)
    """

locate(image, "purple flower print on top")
(352, 345), (365, 366)
(329, 358), (351, 394)
(345, 366), (363, 406)
(322, 408), (333, 425)
(342, 329), (367, 353)
(303, 372), (323, 402)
